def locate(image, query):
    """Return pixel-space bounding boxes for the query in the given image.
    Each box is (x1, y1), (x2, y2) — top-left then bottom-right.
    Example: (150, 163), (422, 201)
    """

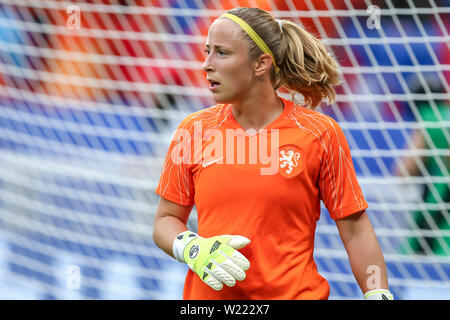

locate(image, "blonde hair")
(223, 7), (341, 109)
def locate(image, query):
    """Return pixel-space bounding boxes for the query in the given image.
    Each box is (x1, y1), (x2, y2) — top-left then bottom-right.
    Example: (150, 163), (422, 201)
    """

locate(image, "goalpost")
(0, 0), (448, 299)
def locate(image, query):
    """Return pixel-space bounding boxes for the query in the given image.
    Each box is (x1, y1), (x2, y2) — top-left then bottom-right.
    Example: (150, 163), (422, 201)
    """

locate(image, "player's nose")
(202, 54), (215, 72)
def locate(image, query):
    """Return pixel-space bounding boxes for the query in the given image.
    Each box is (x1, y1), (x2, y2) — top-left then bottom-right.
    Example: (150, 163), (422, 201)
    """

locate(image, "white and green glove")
(364, 289), (394, 300)
(172, 230), (251, 291)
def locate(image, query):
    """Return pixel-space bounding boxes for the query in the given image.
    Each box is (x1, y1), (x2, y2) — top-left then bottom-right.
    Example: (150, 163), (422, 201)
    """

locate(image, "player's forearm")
(153, 215), (188, 258)
(337, 212), (389, 294)
(346, 229), (388, 293)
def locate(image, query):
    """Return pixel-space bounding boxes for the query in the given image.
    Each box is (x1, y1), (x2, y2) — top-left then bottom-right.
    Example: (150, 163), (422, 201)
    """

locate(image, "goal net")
(0, 0), (448, 299)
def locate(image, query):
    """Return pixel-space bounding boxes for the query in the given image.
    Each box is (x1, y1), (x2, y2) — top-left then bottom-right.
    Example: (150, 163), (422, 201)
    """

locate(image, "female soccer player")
(153, 7), (393, 300)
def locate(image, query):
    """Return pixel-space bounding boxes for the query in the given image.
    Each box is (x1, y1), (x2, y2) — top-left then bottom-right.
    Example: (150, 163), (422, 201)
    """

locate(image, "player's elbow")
(336, 210), (372, 244)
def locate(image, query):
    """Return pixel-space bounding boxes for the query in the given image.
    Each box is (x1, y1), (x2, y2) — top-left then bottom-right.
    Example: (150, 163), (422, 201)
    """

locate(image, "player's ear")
(253, 53), (273, 77)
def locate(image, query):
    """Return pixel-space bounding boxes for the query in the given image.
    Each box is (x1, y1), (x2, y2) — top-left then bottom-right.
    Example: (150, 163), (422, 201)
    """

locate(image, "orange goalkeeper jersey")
(155, 97), (368, 300)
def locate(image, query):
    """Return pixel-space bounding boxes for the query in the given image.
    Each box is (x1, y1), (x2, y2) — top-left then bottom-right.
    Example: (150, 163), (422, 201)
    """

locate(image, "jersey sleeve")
(318, 117), (368, 220)
(155, 119), (196, 207)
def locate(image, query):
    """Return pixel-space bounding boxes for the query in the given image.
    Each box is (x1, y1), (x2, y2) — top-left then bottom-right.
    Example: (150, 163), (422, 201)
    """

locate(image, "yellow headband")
(220, 13), (280, 73)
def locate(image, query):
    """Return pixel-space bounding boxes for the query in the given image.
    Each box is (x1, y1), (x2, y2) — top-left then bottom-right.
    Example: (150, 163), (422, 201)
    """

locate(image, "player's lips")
(207, 78), (221, 91)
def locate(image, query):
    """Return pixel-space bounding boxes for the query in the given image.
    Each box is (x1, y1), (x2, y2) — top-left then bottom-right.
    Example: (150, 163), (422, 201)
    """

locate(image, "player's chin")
(210, 92), (231, 104)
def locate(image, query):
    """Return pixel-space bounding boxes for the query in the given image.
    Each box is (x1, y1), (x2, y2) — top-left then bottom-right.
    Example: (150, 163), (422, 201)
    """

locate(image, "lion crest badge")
(278, 145), (303, 178)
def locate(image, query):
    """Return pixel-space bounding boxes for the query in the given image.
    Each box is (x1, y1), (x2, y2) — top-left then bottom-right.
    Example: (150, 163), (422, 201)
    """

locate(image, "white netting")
(0, 0), (448, 299)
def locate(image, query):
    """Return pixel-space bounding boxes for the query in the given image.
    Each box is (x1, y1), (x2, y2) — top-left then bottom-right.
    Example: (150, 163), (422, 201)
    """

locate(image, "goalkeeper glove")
(364, 289), (394, 300)
(172, 230), (251, 291)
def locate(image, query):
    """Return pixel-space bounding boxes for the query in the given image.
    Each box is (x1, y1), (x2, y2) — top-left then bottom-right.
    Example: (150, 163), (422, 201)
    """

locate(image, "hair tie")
(277, 19), (283, 31)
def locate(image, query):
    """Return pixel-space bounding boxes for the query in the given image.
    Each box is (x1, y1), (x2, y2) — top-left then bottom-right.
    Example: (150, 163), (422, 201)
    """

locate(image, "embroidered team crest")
(279, 145), (303, 178)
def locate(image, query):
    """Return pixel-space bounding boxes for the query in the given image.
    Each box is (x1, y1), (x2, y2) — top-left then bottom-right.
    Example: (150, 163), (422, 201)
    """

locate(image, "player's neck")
(231, 89), (283, 132)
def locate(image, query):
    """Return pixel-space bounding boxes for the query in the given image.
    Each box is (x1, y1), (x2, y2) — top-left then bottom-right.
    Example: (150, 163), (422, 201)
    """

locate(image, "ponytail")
(223, 8), (341, 109)
(278, 20), (341, 109)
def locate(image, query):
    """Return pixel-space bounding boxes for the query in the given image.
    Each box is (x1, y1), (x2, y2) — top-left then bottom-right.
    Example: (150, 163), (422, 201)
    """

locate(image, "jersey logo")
(202, 157), (223, 168)
(279, 145), (303, 178)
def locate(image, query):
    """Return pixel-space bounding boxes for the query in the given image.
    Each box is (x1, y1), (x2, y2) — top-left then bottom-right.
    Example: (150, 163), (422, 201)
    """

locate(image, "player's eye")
(204, 48), (227, 56)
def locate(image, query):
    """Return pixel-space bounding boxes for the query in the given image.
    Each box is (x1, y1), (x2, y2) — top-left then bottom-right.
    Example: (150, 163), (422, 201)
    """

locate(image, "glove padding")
(173, 231), (250, 291)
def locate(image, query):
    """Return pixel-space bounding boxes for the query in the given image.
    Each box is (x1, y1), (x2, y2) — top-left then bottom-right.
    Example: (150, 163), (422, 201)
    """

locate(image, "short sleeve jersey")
(155, 97), (368, 299)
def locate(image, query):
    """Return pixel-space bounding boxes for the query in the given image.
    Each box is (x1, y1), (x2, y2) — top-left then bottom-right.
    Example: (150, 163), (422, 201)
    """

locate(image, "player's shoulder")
(177, 104), (230, 131)
(287, 100), (341, 136)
